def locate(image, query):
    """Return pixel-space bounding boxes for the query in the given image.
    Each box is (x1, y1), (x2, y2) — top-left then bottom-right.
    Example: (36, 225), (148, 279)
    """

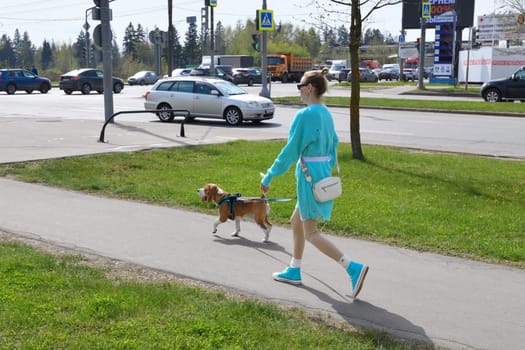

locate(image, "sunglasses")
(296, 83), (308, 90)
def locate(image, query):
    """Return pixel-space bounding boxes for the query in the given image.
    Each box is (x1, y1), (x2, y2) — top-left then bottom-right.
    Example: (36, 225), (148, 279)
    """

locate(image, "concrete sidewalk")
(1, 177), (524, 350)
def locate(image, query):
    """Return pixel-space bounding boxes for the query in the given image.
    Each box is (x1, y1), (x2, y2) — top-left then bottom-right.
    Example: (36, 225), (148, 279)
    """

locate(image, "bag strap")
(300, 152), (339, 184)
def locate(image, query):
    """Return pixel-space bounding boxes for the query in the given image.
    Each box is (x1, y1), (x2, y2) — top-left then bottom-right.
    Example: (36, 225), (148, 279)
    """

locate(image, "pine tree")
(0, 34), (16, 67)
(183, 21), (201, 66)
(41, 40), (53, 70)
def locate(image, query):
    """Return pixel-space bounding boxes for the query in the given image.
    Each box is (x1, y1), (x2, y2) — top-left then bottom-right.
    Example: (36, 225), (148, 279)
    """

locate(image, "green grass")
(0, 240), (418, 349)
(1, 141), (523, 348)
(1, 141), (524, 266)
(272, 95), (525, 114)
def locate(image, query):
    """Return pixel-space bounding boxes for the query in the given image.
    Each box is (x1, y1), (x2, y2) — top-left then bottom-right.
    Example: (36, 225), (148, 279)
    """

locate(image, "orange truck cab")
(267, 53), (313, 83)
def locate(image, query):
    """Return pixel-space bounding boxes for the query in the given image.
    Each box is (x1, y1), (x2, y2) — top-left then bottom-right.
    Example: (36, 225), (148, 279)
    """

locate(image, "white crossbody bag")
(300, 154), (342, 202)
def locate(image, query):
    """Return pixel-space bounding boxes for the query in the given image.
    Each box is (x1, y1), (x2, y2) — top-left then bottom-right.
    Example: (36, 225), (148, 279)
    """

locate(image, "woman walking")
(260, 68), (369, 298)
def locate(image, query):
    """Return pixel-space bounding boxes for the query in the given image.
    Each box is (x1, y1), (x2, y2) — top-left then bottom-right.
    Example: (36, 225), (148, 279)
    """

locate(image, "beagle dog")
(198, 183), (272, 242)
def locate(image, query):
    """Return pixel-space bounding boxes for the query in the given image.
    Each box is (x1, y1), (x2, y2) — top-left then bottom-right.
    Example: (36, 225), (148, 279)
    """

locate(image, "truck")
(458, 46), (525, 84)
(267, 53), (314, 83)
(201, 55), (254, 68)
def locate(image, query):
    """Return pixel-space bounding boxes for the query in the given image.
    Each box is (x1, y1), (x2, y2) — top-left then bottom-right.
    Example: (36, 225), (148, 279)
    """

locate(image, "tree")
(40, 40), (53, 70)
(122, 22), (137, 59)
(0, 35), (16, 67)
(10, 30), (36, 68)
(182, 21), (201, 66)
(73, 31), (88, 67)
(215, 21), (226, 55)
(337, 25), (350, 47)
(328, 0), (402, 160)
(363, 28), (385, 45)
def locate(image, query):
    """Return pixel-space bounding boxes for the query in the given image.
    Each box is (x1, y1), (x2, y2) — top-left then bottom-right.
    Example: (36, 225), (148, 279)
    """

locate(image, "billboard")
(477, 14), (525, 41)
(402, 0), (474, 29)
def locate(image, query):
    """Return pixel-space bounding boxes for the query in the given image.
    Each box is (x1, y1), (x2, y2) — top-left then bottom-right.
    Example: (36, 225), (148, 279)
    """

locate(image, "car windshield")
(214, 81), (247, 95)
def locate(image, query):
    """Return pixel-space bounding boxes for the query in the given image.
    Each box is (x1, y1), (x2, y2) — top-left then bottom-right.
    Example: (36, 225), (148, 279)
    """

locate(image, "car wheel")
(39, 83), (51, 94)
(97, 90), (103, 94)
(139, 80), (145, 86)
(26, 90), (33, 94)
(81, 83), (91, 94)
(64, 89), (73, 95)
(282, 73), (289, 84)
(113, 83), (123, 94)
(156, 103), (174, 122)
(7, 84), (16, 95)
(484, 88), (502, 102)
(224, 106), (243, 126)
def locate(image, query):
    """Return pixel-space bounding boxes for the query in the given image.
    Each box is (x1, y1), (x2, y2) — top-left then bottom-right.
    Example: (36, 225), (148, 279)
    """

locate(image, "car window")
(515, 70), (525, 80)
(95, 70), (103, 78)
(214, 81), (246, 95)
(23, 71), (35, 78)
(195, 82), (213, 95)
(156, 81), (175, 91)
(173, 81), (194, 93)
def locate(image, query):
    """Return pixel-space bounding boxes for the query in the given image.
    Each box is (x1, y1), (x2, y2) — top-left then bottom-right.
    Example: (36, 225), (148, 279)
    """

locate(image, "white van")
(382, 63), (400, 70)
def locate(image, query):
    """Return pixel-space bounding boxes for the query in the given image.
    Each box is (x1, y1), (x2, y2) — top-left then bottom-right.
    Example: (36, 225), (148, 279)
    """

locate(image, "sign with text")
(399, 42), (419, 59)
(434, 11), (456, 77)
(402, 0), (473, 29)
(477, 14), (525, 41)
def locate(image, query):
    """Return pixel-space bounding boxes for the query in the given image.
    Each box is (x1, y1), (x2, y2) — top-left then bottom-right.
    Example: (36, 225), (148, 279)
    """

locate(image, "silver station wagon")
(144, 76), (274, 126)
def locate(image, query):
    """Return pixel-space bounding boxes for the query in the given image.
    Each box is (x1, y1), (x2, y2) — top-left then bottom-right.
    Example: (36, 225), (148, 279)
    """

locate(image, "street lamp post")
(84, 7), (93, 67)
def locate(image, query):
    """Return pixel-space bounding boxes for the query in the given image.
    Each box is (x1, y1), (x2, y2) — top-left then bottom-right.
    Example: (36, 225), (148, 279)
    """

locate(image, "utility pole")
(168, 0), (173, 76)
(259, 0), (270, 98)
(418, 0), (429, 90)
(92, 0), (114, 122)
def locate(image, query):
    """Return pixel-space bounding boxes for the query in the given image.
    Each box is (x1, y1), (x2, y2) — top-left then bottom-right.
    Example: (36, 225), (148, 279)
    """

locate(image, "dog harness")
(217, 193), (241, 220)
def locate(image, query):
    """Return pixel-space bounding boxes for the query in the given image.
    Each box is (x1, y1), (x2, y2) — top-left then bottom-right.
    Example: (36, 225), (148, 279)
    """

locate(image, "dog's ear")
(205, 184), (217, 202)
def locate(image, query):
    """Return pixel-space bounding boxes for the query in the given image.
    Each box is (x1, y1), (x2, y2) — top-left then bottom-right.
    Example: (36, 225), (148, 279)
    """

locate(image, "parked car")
(378, 68), (400, 81)
(189, 67), (233, 82)
(171, 68), (192, 77)
(127, 71), (159, 85)
(327, 63), (346, 81)
(231, 68), (262, 86)
(347, 68), (379, 82)
(144, 76), (274, 126)
(481, 66), (525, 102)
(337, 68), (351, 83)
(402, 69), (417, 82)
(0, 69), (52, 94)
(59, 68), (124, 95)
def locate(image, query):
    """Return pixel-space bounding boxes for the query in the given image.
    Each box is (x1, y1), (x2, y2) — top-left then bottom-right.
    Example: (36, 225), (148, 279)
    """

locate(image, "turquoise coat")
(261, 104), (339, 221)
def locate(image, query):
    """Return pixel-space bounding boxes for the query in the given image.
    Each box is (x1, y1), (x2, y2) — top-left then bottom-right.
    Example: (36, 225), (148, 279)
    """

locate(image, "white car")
(144, 77), (274, 126)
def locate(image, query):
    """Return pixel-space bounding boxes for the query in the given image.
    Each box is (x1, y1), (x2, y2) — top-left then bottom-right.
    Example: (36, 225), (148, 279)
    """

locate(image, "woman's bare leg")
(302, 219), (343, 262)
(290, 209), (305, 259)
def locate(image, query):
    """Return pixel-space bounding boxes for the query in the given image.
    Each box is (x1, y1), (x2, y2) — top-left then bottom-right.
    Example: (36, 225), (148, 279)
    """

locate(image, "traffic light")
(251, 34), (260, 52)
(472, 27), (481, 48)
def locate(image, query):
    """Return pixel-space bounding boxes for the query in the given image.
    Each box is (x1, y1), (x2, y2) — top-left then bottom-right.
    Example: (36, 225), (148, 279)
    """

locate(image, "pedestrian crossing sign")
(258, 9), (274, 31)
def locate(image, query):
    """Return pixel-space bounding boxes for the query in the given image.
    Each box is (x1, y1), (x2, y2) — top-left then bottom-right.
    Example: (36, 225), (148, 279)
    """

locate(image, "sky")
(0, 0), (499, 48)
